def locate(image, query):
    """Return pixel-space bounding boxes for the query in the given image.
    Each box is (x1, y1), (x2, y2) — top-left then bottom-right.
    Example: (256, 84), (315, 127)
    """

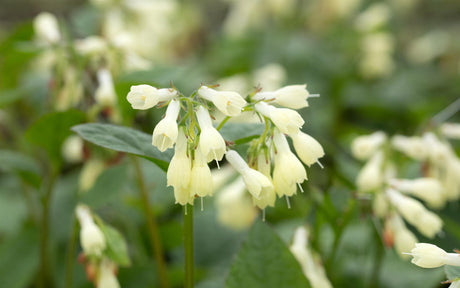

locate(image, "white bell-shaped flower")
(290, 130), (324, 166)
(225, 150), (274, 198)
(389, 178), (445, 209)
(75, 205), (106, 257)
(197, 86), (247, 116)
(255, 101), (304, 134)
(272, 130), (307, 197)
(190, 148), (213, 198)
(356, 151), (384, 192)
(34, 12), (61, 44)
(167, 129), (193, 205)
(391, 135), (427, 160)
(253, 85), (310, 109)
(386, 189), (442, 238)
(196, 106), (226, 163)
(423, 132), (451, 165)
(440, 123), (460, 139)
(388, 213), (418, 260)
(127, 84), (178, 110)
(407, 243), (460, 268)
(97, 259), (120, 288)
(152, 100), (181, 151)
(95, 69), (117, 107)
(351, 131), (386, 160)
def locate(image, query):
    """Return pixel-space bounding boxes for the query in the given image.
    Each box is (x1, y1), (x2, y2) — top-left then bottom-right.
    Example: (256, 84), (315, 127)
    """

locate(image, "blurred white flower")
(75, 36), (107, 56)
(252, 153), (276, 209)
(34, 12), (61, 44)
(79, 158), (105, 193)
(196, 106), (226, 163)
(97, 259), (120, 288)
(62, 135), (84, 163)
(407, 30), (450, 64)
(354, 3), (390, 32)
(440, 123), (460, 139)
(76, 205), (106, 257)
(225, 150), (274, 198)
(152, 99), (180, 151)
(197, 86), (247, 117)
(356, 151), (384, 192)
(351, 131), (386, 160)
(127, 85), (178, 110)
(407, 243), (460, 268)
(254, 85), (310, 109)
(388, 213), (418, 260)
(253, 63), (286, 92)
(95, 69), (117, 107)
(389, 178), (445, 209)
(391, 135), (427, 160)
(216, 177), (258, 230)
(255, 101), (304, 134)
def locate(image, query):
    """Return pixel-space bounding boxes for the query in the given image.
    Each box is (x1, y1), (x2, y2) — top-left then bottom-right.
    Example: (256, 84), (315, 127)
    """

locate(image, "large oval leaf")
(72, 123), (172, 171)
(226, 221), (310, 288)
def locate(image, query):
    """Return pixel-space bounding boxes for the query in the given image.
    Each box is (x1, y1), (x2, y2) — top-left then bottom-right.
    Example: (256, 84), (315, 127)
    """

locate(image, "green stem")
(184, 204), (194, 288)
(131, 157), (170, 288)
(216, 116), (230, 131)
(39, 168), (58, 288)
(65, 216), (78, 288)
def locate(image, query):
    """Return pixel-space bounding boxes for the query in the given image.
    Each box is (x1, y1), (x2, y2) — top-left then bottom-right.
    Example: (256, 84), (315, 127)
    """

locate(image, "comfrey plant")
(126, 82), (324, 287)
(127, 83), (324, 209)
(351, 124), (460, 258)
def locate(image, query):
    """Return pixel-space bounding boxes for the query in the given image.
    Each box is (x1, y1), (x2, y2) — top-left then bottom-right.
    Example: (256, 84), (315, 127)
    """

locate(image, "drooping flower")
(272, 130), (307, 197)
(389, 178), (445, 209)
(356, 151), (384, 192)
(34, 12), (61, 44)
(197, 86), (247, 116)
(190, 148), (213, 198)
(127, 84), (178, 110)
(387, 213), (418, 260)
(351, 131), (386, 160)
(225, 150), (274, 199)
(196, 106), (226, 163)
(97, 259), (120, 288)
(407, 243), (460, 268)
(290, 130), (324, 166)
(253, 85), (310, 109)
(391, 135), (427, 160)
(255, 101), (304, 134)
(152, 99), (181, 151)
(167, 128), (193, 205)
(95, 69), (117, 107)
(386, 189), (442, 238)
(75, 205), (106, 257)
(252, 153), (276, 209)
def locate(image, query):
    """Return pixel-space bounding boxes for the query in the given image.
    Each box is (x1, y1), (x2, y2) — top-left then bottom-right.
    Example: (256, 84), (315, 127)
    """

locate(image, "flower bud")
(253, 85), (309, 109)
(152, 100), (180, 151)
(62, 135), (84, 163)
(76, 205), (106, 257)
(97, 259), (120, 288)
(197, 86), (246, 117)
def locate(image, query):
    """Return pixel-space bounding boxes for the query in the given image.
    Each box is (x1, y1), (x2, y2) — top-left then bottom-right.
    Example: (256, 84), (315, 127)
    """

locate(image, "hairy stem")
(132, 157), (170, 288)
(184, 204), (194, 288)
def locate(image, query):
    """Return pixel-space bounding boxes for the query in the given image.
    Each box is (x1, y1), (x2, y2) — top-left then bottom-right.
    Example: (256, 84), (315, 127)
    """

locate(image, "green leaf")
(219, 123), (264, 144)
(0, 227), (40, 288)
(226, 221), (310, 288)
(25, 110), (86, 166)
(72, 123), (172, 171)
(445, 265), (460, 281)
(98, 222), (131, 267)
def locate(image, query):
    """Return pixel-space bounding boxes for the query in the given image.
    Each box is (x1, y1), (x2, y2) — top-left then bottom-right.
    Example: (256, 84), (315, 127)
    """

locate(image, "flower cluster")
(407, 243), (460, 288)
(75, 205), (121, 288)
(351, 126), (460, 258)
(127, 83), (324, 210)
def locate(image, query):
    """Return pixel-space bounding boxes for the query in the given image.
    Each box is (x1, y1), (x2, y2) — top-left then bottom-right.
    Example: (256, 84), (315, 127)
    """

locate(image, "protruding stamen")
(298, 183), (304, 193)
(316, 160), (324, 169)
(185, 205), (188, 215)
(308, 94), (320, 98)
(286, 196), (291, 209)
(201, 197), (204, 211)
(262, 209), (266, 222)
